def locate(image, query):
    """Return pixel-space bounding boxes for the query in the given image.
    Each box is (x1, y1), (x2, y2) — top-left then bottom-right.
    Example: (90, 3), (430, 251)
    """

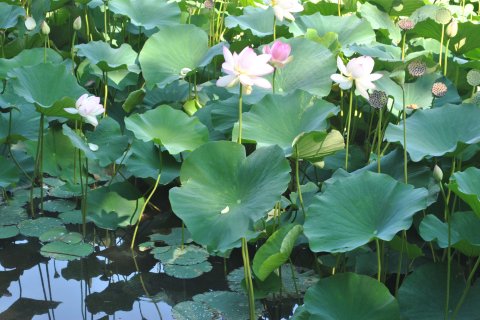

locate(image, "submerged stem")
(242, 237), (256, 320)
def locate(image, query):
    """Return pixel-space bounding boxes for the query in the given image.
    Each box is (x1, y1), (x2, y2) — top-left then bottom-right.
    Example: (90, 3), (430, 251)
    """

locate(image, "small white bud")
(433, 165), (443, 182)
(73, 16), (82, 31)
(41, 21), (50, 35)
(25, 16), (36, 31)
(446, 19), (458, 38)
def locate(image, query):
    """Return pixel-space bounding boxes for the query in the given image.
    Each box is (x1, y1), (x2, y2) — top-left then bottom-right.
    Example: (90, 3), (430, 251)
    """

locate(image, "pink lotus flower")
(262, 41), (293, 68)
(263, 0), (304, 21)
(216, 46), (274, 92)
(65, 94), (105, 127)
(330, 56), (383, 99)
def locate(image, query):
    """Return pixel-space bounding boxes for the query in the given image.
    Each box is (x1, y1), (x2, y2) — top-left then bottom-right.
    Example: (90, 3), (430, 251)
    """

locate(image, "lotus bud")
(41, 21), (50, 35)
(435, 7), (452, 25)
(25, 16), (36, 31)
(446, 19), (458, 38)
(368, 90), (388, 109)
(73, 16), (82, 31)
(433, 165), (443, 183)
(466, 69), (480, 87)
(407, 60), (427, 77)
(432, 82), (448, 97)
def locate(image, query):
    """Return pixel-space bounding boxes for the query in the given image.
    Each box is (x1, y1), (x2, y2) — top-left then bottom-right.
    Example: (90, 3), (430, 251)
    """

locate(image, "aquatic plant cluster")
(1, 0), (480, 318)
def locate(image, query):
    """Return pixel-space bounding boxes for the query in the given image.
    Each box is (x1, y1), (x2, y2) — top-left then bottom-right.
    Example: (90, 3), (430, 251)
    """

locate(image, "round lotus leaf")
(0, 226), (19, 239)
(225, 6), (274, 37)
(172, 301), (219, 320)
(292, 130), (345, 163)
(18, 217), (64, 238)
(385, 104), (480, 162)
(304, 171), (428, 253)
(58, 210), (84, 224)
(40, 241), (93, 261)
(0, 104), (42, 144)
(139, 24), (223, 88)
(48, 184), (82, 198)
(304, 273), (400, 319)
(163, 261), (212, 279)
(359, 2), (401, 43)
(231, 91), (338, 155)
(169, 141), (291, 251)
(0, 3), (25, 29)
(149, 227), (192, 246)
(0, 155), (19, 188)
(192, 291), (263, 320)
(125, 105), (209, 155)
(7, 63), (86, 110)
(108, 0), (180, 30)
(40, 199), (76, 213)
(59, 232), (83, 244)
(75, 41), (139, 73)
(448, 167), (480, 218)
(398, 263), (480, 319)
(39, 226), (68, 243)
(0, 206), (27, 226)
(153, 245), (208, 266)
(0, 48), (62, 80)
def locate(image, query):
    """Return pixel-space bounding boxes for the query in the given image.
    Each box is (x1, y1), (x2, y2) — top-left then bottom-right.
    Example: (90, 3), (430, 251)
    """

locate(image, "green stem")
(273, 15), (276, 40)
(402, 86), (408, 183)
(377, 107), (383, 173)
(71, 31), (77, 74)
(452, 256), (480, 319)
(439, 24), (445, 66)
(401, 31), (407, 61)
(181, 222), (185, 250)
(237, 85), (243, 144)
(242, 237), (255, 320)
(376, 238), (382, 282)
(103, 71), (108, 117)
(337, 0), (341, 16)
(345, 87), (354, 171)
(294, 146), (305, 215)
(440, 183), (451, 319)
(272, 68), (276, 94)
(444, 39), (450, 76)
(288, 258), (300, 298)
(130, 172), (162, 249)
(395, 230), (407, 295)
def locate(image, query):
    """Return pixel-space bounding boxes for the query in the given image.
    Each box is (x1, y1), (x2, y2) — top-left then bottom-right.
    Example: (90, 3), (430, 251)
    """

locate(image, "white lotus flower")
(262, 0), (304, 21)
(65, 94), (104, 127)
(25, 16), (36, 31)
(330, 56), (383, 99)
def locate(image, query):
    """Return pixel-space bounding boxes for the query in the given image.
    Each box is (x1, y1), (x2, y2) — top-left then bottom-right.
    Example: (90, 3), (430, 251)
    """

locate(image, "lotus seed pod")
(466, 69), (480, 87)
(204, 0), (214, 9)
(433, 165), (443, 182)
(73, 16), (82, 31)
(25, 16), (36, 31)
(432, 82), (448, 97)
(398, 19), (415, 31)
(471, 92), (480, 105)
(41, 21), (50, 35)
(368, 90), (388, 109)
(446, 19), (458, 38)
(407, 60), (427, 77)
(435, 7), (452, 25)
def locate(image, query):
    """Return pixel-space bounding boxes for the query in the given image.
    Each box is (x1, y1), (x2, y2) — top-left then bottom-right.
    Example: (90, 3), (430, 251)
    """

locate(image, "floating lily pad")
(304, 171), (428, 253)
(108, 0), (180, 30)
(18, 217), (64, 238)
(164, 261), (212, 279)
(0, 206), (27, 226)
(153, 245), (208, 265)
(125, 105), (209, 155)
(232, 91), (338, 155)
(149, 228), (192, 245)
(40, 199), (76, 213)
(304, 273), (400, 319)
(170, 142), (291, 251)
(139, 24), (223, 88)
(0, 226), (19, 239)
(39, 226), (68, 242)
(58, 210), (84, 224)
(75, 41), (139, 73)
(252, 224), (303, 281)
(385, 104), (480, 162)
(40, 241), (93, 261)
(398, 263), (480, 319)
(448, 167), (480, 218)
(192, 291), (263, 320)
(172, 301), (219, 320)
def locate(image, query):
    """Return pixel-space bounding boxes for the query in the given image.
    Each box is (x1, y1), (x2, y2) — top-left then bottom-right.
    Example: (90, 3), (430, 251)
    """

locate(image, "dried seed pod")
(368, 90), (388, 109)
(432, 82), (448, 97)
(407, 60), (427, 77)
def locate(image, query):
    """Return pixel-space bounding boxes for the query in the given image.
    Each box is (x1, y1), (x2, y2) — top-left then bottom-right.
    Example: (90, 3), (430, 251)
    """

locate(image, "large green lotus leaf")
(85, 117), (129, 167)
(293, 130), (345, 163)
(304, 273), (400, 320)
(75, 41), (139, 73)
(348, 43), (401, 62)
(225, 6), (274, 37)
(398, 263), (480, 320)
(385, 104), (480, 162)
(108, 0), (180, 30)
(271, 38), (336, 97)
(40, 241), (93, 261)
(123, 140), (180, 184)
(448, 167), (480, 218)
(304, 171), (428, 253)
(87, 182), (145, 230)
(419, 212), (480, 256)
(125, 105), (209, 155)
(0, 156), (19, 188)
(289, 13), (375, 49)
(0, 3), (24, 29)
(0, 226), (19, 239)
(139, 24), (223, 88)
(369, 0), (424, 16)
(0, 105), (41, 144)
(359, 2), (401, 43)
(231, 91), (338, 155)
(0, 48), (62, 79)
(252, 224), (303, 281)
(62, 124), (97, 160)
(18, 217), (64, 238)
(7, 63), (86, 109)
(169, 142), (291, 251)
